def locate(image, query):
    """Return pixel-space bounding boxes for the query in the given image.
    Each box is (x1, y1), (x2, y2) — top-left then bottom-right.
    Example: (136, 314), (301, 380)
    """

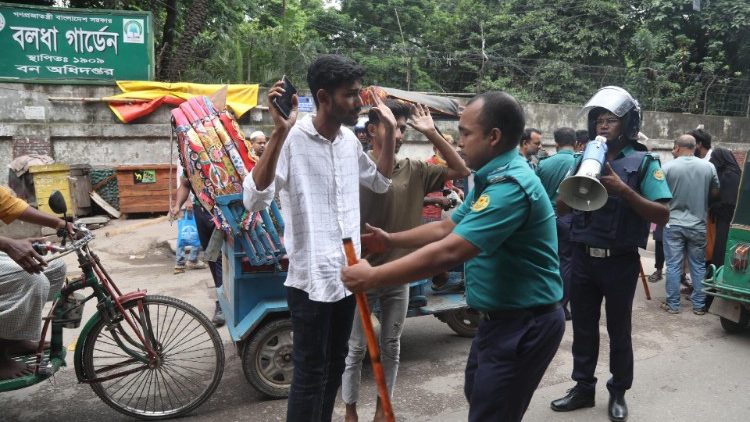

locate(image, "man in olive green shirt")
(343, 91), (564, 422)
(537, 127), (578, 319)
(342, 99), (469, 422)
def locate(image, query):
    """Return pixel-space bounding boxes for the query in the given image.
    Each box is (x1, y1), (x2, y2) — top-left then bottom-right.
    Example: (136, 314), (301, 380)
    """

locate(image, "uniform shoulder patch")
(653, 168), (665, 181)
(471, 194), (491, 212)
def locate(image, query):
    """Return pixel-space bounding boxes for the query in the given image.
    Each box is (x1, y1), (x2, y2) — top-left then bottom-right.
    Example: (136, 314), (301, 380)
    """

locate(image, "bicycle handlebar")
(33, 223), (95, 256)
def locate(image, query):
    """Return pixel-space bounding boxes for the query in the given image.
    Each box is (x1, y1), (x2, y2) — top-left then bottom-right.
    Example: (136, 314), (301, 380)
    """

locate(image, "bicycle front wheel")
(82, 295), (224, 420)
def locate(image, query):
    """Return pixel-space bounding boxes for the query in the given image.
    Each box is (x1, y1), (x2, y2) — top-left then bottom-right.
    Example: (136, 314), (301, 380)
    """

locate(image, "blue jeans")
(285, 287), (356, 422)
(663, 225), (707, 311)
(342, 284), (409, 404)
(175, 245), (199, 266)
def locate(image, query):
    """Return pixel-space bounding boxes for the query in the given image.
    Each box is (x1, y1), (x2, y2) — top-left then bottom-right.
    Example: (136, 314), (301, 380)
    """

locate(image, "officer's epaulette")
(487, 174), (510, 185)
(645, 152), (661, 162)
(486, 162), (512, 185)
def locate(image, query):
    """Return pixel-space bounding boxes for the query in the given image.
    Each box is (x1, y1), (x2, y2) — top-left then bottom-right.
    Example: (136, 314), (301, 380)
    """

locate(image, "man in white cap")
(249, 130), (268, 159)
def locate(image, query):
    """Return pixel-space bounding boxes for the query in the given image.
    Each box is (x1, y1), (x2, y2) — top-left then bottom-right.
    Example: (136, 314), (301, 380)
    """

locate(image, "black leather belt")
(584, 245), (637, 258)
(480, 302), (561, 321)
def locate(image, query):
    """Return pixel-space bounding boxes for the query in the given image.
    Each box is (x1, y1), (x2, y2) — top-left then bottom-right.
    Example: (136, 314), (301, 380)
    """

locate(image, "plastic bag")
(177, 211), (201, 249)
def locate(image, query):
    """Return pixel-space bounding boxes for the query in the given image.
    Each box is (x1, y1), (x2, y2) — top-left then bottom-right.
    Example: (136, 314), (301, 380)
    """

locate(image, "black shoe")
(608, 391), (628, 422)
(212, 301), (226, 327)
(550, 385), (595, 412)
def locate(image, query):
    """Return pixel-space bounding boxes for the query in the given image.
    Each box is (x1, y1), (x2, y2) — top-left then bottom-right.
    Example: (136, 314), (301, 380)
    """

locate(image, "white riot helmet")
(580, 86), (642, 142)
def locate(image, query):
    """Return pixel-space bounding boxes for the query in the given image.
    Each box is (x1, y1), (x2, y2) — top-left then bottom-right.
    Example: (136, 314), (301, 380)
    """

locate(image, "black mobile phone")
(272, 75), (297, 119)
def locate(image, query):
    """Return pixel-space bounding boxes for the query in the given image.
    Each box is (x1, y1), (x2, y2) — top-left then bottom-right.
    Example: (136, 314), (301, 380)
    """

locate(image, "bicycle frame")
(35, 229), (159, 385)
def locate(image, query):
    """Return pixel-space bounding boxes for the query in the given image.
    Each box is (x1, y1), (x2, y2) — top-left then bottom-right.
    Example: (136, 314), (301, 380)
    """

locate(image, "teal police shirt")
(451, 149), (564, 311)
(567, 144), (672, 202)
(536, 149), (577, 210)
(619, 145), (672, 202)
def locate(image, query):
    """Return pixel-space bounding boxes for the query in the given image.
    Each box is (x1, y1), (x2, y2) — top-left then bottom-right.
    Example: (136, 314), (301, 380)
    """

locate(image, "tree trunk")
(156, 0), (178, 80)
(165, 0), (210, 81)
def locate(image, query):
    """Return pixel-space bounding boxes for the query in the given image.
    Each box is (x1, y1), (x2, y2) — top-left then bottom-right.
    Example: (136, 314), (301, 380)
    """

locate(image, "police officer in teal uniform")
(342, 91), (565, 422)
(551, 87), (671, 422)
(537, 127), (579, 320)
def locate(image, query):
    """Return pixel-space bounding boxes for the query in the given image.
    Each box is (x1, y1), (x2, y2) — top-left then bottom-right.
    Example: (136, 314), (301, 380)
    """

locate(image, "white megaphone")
(559, 135), (609, 211)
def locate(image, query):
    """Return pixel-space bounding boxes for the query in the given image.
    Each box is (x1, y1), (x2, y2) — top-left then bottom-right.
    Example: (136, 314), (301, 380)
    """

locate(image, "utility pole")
(281, 0), (287, 75)
(394, 8), (410, 91)
(478, 22), (487, 93)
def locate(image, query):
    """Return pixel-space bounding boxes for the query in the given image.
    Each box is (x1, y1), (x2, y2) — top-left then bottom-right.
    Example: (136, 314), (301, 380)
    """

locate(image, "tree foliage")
(61, 0), (750, 116)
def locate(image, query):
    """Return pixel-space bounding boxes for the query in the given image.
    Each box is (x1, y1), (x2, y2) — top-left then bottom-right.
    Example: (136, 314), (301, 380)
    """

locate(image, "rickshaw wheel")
(243, 318), (293, 398)
(82, 295), (224, 420)
(439, 308), (480, 338)
(720, 310), (749, 334)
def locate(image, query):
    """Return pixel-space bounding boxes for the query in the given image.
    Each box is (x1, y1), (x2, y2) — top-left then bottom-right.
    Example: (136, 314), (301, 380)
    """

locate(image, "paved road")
(2, 218), (749, 421)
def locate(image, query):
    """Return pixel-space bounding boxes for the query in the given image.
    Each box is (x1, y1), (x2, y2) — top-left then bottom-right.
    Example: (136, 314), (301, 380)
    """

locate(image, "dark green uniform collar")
(556, 149), (575, 156)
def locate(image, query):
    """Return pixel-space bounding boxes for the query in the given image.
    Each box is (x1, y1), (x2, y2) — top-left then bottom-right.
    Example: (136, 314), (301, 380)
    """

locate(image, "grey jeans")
(341, 284), (409, 405)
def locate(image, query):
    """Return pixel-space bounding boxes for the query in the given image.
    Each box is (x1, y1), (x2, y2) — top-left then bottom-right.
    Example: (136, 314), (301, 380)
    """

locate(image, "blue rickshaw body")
(214, 193), (477, 397)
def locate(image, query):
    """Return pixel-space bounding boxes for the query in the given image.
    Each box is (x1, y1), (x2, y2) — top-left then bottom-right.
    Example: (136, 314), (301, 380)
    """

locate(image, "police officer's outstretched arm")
(362, 218), (456, 255)
(600, 162), (669, 226)
(344, 232), (477, 293)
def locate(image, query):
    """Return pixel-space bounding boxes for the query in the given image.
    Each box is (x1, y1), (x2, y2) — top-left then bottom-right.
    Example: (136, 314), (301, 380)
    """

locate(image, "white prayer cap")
(249, 131), (266, 141)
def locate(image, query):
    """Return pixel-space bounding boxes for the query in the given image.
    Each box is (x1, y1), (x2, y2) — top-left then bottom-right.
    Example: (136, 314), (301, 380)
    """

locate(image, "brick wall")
(12, 136), (52, 157)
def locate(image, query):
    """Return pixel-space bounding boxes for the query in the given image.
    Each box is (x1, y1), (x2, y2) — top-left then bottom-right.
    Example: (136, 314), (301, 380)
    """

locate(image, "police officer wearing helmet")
(551, 86), (671, 421)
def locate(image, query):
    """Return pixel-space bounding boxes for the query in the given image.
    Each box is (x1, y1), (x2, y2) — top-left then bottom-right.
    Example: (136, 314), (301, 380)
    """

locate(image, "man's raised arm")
(244, 80), (298, 211)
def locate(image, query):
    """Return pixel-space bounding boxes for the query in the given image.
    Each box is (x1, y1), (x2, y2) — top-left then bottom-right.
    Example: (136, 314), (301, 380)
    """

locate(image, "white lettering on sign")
(10, 26), (58, 51)
(45, 64), (113, 76)
(15, 64), (41, 74)
(65, 26), (119, 55)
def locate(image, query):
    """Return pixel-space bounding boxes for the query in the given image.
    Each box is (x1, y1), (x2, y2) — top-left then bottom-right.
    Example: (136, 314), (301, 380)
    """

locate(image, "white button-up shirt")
(243, 116), (391, 302)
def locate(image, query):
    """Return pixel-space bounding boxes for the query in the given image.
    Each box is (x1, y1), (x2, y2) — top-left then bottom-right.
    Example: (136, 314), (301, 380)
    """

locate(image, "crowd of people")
(245, 55), (745, 422)
(0, 53), (744, 422)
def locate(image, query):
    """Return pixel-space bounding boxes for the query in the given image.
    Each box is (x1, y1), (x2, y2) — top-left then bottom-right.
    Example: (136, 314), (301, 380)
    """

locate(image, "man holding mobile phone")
(243, 54), (398, 422)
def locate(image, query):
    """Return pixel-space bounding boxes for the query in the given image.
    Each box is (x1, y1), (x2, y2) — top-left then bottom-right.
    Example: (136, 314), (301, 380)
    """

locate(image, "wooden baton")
(639, 261), (652, 300)
(343, 238), (396, 422)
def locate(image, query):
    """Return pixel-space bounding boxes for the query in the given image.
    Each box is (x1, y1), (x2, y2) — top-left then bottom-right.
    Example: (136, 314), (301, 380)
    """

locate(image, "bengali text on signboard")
(0, 3), (154, 83)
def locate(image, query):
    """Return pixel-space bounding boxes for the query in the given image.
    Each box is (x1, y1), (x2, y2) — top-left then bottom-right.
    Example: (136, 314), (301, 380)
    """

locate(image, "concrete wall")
(523, 102), (750, 163)
(2, 83), (749, 188)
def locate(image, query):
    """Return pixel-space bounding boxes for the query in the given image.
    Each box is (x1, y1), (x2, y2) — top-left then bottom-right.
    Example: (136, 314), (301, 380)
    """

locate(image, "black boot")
(608, 391), (628, 422)
(550, 385), (595, 411)
(212, 301), (225, 327)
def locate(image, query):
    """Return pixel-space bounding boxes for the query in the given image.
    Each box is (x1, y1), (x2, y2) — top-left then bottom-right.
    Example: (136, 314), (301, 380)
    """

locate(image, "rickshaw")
(215, 193), (477, 398)
(0, 191), (225, 420)
(703, 153), (750, 333)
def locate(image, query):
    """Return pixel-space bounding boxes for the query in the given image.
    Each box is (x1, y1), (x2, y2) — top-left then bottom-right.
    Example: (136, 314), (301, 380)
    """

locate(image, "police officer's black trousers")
(557, 214), (574, 308)
(464, 307), (565, 422)
(570, 246), (639, 394)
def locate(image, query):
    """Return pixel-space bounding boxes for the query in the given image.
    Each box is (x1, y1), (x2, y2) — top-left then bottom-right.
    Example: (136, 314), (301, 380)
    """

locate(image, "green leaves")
(62, 0), (749, 116)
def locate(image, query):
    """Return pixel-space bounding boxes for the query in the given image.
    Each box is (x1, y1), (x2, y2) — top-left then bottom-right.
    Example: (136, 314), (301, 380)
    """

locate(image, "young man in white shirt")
(243, 54), (398, 422)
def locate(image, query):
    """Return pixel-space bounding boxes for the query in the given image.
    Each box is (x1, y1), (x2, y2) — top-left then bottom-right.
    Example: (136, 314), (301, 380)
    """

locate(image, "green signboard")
(0, 3), (154, 84)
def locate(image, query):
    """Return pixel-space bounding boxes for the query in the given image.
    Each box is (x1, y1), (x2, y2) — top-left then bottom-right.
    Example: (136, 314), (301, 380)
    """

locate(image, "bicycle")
(0, 191), (224, 420)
